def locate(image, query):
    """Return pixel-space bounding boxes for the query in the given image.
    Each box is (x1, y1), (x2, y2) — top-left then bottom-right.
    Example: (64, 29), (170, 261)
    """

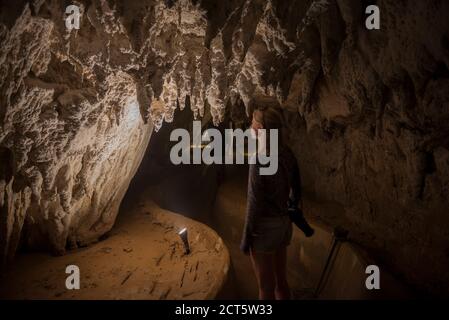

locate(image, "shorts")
(250, 215), (293, 253)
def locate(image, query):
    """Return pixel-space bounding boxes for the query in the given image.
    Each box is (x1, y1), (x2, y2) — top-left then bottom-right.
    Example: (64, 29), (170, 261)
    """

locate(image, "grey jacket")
(240, 146), (301, 255)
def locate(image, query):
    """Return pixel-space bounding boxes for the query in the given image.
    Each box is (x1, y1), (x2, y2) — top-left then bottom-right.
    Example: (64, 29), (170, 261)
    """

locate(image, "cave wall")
(282, 1), (449, 296)
(1, 0), (449, 295)
(0, 1), (153, 259)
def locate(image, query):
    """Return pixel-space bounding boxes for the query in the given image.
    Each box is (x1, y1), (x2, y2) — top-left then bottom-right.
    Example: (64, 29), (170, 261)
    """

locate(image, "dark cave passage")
(117, 104), (414, 300)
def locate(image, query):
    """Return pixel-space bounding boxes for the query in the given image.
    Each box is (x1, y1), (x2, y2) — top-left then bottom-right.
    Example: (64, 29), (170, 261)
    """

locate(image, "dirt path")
(0, 197), (229, 300)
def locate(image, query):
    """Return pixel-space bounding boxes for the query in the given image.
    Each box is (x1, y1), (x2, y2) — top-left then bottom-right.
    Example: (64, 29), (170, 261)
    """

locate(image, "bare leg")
(274, 246), (290, 300)
(250, 248), (276, 300)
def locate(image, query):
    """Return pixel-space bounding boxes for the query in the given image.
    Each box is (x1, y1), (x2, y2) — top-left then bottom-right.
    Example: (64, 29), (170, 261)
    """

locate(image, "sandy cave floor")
(0, 198), (230, 300)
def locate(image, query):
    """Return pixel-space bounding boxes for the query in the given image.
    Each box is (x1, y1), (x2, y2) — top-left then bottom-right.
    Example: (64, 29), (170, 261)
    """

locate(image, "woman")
(240, 106), (301, 300)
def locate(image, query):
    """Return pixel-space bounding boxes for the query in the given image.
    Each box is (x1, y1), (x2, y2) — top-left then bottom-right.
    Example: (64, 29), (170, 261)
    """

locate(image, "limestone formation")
(1, 0), (449, 295)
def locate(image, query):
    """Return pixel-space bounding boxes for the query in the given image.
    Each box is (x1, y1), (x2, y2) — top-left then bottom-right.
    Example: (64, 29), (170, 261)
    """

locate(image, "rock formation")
(0, 0), (153, 259)
(1, 0), (449, 295)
